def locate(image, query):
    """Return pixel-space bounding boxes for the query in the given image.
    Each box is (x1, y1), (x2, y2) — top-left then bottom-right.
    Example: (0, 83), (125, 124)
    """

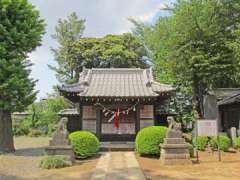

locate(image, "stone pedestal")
(45, 145), (75, 162)
(160, 129), (191, 165)
(45, 118), (74, 162)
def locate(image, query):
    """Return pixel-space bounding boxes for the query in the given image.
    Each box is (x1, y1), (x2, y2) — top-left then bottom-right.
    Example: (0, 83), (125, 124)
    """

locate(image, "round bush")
(135, 126), (167, 156)
(210, 135), (231, 152)
(235, 137), (240, 149)
(69, 131), (100, 159)
(40, 156), (71, 169)
(188, 143), (194, 157)
(193, 136), (208, 151)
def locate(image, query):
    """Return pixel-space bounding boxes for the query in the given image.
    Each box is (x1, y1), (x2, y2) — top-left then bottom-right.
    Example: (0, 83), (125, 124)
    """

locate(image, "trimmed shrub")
(235, 137), (240, 149)
(135, 126), (168, 156)
(188, 143), (194, 157)
(210, 135), (231, 152)
(193, 136), (208, 151)
(69, 131), (100, 159)
(40, 156), (71, 169)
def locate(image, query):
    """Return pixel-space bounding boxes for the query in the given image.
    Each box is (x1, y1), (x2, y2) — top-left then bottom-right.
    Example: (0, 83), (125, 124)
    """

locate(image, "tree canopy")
(132, 0), (240, 117)
(0, 0), (45, 152)
(72, 33), (148, 69)
(51, 30), (149, 83)
(50, 12), (86, 84)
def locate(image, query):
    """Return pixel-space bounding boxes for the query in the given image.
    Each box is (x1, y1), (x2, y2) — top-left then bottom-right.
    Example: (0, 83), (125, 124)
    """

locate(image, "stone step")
(162, 153), (190, 159)
(164, 138), (186, 144)
(161, 143), (188, 149)
(100, 142), (135, 152)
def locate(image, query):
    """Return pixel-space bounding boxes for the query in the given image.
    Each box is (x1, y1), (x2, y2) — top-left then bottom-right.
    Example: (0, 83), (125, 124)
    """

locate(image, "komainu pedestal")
(160, 118), (191, 165)
(45, 118), (74, 162)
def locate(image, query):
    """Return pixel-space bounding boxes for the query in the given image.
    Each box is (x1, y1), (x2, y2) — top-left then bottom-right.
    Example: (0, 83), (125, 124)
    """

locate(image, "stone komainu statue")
(49, 117), (70, 146)
(166, 116), (182, 138)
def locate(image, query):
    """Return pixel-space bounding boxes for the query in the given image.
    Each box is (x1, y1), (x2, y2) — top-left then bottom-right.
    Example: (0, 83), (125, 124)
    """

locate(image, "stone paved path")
(91, 152), (146, 180)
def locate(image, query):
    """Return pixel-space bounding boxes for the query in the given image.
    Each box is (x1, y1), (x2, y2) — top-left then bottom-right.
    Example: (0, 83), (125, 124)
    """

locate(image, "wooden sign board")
(197, 119), (218, 137)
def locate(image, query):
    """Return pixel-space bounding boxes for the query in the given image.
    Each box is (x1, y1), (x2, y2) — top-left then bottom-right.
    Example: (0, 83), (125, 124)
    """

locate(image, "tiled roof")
(59, 68), (175, 98)
(58, 108), (79, 116)
(209, 88), (240, 101)
(59, 83), (85, 93)
(218, 93), (240, 106)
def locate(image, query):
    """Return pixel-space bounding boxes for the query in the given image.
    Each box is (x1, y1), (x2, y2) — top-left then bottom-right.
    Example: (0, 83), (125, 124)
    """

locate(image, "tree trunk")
(192, 72), (204, 119)
(0, 109), (15, 153)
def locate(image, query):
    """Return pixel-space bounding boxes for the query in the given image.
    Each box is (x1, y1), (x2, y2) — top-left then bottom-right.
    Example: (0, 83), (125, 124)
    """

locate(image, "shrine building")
(59, 68), (175, 141)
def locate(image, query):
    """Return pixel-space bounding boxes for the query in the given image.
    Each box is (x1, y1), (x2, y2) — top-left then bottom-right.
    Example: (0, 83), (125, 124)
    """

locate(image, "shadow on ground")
(0, 174), (25, 180)
(13, 147), (46, 157)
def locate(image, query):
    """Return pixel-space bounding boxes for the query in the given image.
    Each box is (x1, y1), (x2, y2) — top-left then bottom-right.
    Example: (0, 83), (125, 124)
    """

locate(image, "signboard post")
(196, 119), (221, 162)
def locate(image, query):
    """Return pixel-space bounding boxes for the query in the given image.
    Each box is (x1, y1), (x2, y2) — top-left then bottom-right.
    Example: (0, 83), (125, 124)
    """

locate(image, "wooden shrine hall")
(59, 68), (175, 141)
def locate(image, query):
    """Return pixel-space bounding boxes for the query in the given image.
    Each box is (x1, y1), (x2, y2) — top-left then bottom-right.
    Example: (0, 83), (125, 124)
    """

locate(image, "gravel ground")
(0, 137), (98, 180)
(137, 151), (240, 180)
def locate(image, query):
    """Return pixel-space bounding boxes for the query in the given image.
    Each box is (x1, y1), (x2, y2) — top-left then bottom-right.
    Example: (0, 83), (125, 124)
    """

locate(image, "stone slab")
(91, 152), (145, 180)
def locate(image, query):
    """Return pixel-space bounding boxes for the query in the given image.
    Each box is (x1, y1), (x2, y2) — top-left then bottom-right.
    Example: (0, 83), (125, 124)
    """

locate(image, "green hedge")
(235, 137), (240, 149)
(210, 135), (231, 152)
(69, 131), (100, 159)
(188, 143), (194, 157)
(193, 136), (208, 151)
(135, 126), (167, 156)
(40, 156), (71, 169)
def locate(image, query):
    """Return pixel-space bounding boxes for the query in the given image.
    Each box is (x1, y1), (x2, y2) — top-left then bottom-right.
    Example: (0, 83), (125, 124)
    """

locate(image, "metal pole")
(195, 120), (199, 163)
(217, 134), (221, 161)
(217, 119), (221, 162)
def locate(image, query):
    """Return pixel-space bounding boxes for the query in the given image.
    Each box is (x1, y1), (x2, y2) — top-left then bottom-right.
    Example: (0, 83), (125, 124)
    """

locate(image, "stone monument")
(45, 117), (75, 162)
(160, 117), (191, 165)
(230, 127), (237, 146)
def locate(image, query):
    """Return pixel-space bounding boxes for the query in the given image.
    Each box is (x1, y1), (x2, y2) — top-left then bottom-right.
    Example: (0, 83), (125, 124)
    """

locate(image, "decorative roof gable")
(59, 68), (175, 98)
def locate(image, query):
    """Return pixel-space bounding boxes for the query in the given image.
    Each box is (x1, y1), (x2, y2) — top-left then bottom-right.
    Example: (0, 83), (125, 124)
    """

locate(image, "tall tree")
(0, 0), (45, 152)
(49, 12), (86, 84)
(133, 0), (240, 117)
(72, 33), (149, 70)
(51, 33), (149, 84)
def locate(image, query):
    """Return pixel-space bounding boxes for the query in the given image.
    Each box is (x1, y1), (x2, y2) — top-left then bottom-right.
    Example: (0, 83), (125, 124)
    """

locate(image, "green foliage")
(69, 131), (100, 159)
(210, 136), (231, 152)
(72, 33), (148, 69)
(49, 12), (86, 83)
(235, 137), (240, 149)
(132, 0), (240, 117)
(135, 126), (167, 156)
(13, 96), (69, 136)
(13, 117), (32, 136)
(51, 31), (149, 84)
(0, 0), (45, 112)
(193, 136), (208, 151)
(40, 156), (71, 169)
(188, 143), (194, 158)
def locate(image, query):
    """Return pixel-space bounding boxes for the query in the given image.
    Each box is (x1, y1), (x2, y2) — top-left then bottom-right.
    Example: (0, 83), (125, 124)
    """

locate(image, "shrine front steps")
(100, 142), (135, 152)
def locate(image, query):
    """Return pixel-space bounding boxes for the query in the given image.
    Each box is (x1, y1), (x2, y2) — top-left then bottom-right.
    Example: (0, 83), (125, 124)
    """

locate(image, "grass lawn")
(0, 136), (99, 180)
(137, 151), (240, 180)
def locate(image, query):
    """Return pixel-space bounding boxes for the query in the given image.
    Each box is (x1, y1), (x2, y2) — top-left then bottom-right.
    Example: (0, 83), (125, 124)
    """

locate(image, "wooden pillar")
(135, 104), (140, 133)
(96, 107), (101, 139)
(153, 102), (157, 126)
(79, 104), (83, 130)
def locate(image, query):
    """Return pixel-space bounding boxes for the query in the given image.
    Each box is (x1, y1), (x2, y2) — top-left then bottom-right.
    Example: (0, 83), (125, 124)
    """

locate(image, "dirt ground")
(137, 151), (240, 180)
(0, 137), (99, 180)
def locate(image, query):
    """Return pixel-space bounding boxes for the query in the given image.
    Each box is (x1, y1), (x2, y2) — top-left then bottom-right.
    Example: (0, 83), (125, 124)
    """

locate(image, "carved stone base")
(160, 138), (192, 165)
(45, 145), (75, 162)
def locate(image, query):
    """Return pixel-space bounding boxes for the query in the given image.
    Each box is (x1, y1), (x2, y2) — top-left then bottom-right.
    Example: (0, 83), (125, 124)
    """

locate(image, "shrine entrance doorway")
(99, 104), (139, 141)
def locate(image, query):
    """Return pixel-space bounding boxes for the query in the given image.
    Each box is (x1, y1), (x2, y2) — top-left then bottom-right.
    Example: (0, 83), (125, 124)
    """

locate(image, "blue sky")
(28, 0), (175, 100)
